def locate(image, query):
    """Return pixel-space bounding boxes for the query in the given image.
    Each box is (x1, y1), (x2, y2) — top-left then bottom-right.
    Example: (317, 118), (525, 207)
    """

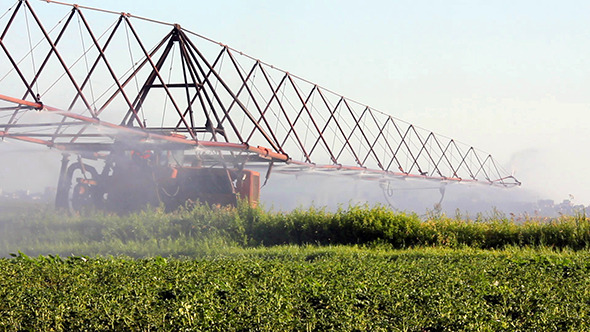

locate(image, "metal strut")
(0, 0), (520, 189)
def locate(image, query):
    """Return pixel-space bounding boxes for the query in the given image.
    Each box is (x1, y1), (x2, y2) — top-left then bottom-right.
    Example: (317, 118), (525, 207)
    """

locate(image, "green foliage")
(2, 204), (590, 330)
(1, 247), (590, 331)
(2, 202), (590, 257)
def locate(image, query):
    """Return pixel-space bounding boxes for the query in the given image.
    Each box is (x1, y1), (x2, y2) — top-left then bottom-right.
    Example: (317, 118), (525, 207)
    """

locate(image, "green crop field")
(1, 203), (590, 330)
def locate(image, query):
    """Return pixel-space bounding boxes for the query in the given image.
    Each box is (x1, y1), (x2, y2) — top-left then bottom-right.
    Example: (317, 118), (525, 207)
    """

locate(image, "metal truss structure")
(0, 0), (520, 192)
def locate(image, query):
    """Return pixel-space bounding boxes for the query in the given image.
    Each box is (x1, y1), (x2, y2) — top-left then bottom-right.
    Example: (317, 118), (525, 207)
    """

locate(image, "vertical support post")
(55, 153), (71, 209)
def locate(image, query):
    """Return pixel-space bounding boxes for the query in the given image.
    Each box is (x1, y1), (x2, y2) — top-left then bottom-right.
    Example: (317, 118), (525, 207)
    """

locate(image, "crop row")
(1, 246), (589, 331)
(1, 203), (590, 257)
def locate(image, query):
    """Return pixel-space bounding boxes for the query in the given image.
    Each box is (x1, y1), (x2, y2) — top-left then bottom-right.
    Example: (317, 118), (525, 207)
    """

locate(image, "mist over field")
(259, 171), (539, 216)
(0, 143), (577, 217)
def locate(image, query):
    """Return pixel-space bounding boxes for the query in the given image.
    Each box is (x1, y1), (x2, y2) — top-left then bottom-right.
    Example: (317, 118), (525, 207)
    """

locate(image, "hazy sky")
(1, 0), (589, 204)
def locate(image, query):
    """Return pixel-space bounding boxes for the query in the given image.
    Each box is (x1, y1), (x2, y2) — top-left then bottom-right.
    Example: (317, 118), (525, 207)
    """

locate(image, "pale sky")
(1, 0), (590, 204)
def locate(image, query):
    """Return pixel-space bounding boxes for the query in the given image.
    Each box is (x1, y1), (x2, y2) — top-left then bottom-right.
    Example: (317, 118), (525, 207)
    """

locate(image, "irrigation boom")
(0, 0), (520, 212)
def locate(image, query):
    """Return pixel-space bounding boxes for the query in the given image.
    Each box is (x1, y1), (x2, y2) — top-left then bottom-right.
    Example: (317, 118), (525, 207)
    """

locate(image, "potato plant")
(1, 247), (589, 331)
(1, 203), (590, 330)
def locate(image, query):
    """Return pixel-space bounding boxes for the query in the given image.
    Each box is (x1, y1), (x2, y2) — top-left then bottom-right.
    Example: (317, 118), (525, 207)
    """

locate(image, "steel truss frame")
(0, 0), (520, 187)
